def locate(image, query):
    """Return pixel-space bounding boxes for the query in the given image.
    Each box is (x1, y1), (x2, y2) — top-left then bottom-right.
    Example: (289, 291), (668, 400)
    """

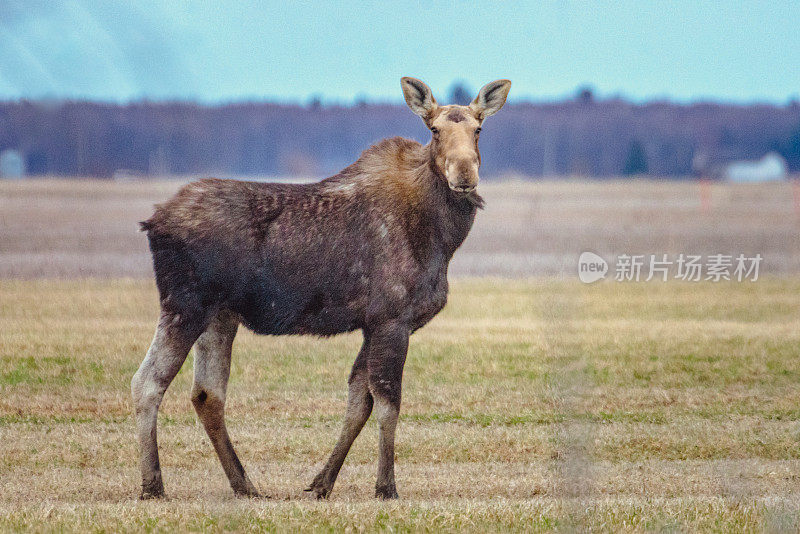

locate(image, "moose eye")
(475, 128), (482, 135)
(430, 127), (439, 134)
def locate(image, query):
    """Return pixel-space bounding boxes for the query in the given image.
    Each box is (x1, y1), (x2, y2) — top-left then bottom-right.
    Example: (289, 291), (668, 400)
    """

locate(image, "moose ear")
(401, 77), (438, 120)
(470, 79), (512, 118)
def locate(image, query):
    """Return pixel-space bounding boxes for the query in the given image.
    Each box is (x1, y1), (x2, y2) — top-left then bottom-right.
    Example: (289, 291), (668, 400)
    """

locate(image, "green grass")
(1, 278), (800, 531)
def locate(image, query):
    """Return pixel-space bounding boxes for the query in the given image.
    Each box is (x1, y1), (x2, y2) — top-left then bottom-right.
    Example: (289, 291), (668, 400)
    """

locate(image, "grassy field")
(2, 278), (800, 531)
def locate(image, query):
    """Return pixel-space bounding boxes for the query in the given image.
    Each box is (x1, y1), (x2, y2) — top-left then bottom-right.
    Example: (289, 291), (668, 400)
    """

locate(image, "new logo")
(578, 252), (608, 283)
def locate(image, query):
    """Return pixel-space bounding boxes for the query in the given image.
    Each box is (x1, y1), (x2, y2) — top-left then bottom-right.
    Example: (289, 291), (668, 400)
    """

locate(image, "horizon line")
(2, 92), (799, 110)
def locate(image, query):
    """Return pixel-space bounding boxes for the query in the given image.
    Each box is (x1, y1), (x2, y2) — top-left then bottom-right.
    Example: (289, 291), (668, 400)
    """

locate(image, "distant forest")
(2, 87), (800, 178)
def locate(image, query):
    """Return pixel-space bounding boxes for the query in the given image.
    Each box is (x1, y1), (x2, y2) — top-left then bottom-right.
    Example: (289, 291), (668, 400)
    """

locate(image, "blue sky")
(0, 0), (798, 104)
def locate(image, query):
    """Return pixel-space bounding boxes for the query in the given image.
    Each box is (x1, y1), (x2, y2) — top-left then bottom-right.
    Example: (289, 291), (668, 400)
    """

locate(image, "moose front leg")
(366, 322), (409, 499)
(306, 334), (373, 499)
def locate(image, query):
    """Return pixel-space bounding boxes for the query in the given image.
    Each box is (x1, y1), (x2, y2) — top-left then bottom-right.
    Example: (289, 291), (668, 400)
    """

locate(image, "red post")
(700, 177), (711, 214)
(793, 177), (800, 219)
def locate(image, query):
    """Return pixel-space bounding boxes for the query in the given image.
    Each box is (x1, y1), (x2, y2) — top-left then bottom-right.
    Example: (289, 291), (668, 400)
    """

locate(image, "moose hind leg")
(367, 323), (409, 500)
(191, 311), (259, 497)
(306, 335), (373, 499)
(131, 311), (200, 499)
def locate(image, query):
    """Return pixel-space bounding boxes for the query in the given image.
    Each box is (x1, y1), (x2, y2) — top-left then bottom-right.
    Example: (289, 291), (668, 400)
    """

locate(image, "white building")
(724, 152), (788, 182)
(0, 149), (25, 179)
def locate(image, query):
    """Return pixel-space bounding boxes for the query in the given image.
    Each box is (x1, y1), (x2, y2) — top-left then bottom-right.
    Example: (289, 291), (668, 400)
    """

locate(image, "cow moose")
(132, 77), (511, 500)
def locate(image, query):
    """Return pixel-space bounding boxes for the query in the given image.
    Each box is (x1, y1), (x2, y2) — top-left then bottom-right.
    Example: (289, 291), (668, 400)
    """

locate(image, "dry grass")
(2, 178), (799, 530)
(1, 178), (799, 277)
(2, 278), (800, 531)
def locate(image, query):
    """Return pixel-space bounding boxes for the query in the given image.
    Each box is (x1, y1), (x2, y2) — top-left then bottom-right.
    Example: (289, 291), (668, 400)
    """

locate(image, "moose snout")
(445, 159), (479, 193)
(450, 182), (475, 193)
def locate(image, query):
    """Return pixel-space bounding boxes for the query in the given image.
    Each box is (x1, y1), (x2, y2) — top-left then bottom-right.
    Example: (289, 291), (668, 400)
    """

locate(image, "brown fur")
(132, 78), (509, 501)
(445, 108), (466, 122)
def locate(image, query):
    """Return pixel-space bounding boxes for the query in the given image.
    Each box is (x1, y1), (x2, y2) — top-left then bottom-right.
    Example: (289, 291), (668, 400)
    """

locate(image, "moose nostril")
(449, 179), (476, 193)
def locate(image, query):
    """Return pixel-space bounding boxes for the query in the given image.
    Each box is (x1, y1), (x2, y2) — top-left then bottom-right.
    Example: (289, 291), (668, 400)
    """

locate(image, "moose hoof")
(375, 484), (399, 500)
(305, 471), (333, 499)
(233, 488), (262, 499)
(139, 477), (165, 500)
(232, 479), (261, 499)
(139, 488), (165, 500)
(304, 484), (332, 500)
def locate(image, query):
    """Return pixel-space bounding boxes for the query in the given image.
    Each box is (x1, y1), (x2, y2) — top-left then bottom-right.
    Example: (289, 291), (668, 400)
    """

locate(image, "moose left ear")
(470, 79), (512, 118)
(401, 77), (438, 121)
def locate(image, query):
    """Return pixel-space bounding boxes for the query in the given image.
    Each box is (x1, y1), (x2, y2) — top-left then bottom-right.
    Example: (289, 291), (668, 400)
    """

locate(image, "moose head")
(401, 77), (511, 193)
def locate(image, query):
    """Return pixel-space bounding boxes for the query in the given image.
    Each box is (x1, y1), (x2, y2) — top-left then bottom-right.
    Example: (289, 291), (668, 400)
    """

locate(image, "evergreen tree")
(576, 86), (594, 105)
(623, 140), (648, 175)
(448, 81), (472, 105)
(781, 122), (800, 171)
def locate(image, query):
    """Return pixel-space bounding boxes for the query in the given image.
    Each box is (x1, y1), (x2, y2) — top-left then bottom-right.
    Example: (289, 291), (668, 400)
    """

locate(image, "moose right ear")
(401, 77), (438, 121)
(470, 79), (512, 119)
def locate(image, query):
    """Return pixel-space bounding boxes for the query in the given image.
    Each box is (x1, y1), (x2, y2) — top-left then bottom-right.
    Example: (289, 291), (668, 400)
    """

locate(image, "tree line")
(1, 93), (799, 178)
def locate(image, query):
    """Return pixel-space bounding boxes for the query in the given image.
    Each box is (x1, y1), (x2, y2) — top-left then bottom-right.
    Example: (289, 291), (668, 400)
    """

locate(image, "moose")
(132, 77), (511, 500)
